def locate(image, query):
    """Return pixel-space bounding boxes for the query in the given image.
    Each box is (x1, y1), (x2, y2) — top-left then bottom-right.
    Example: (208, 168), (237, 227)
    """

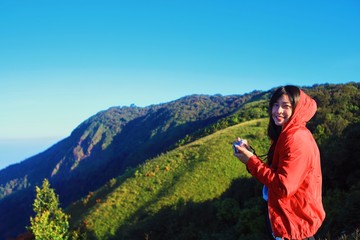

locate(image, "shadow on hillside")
(101, 177), (269, 240)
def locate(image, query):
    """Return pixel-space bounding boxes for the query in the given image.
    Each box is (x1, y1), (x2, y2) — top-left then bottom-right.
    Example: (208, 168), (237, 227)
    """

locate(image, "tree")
(28, 179), (69, 240)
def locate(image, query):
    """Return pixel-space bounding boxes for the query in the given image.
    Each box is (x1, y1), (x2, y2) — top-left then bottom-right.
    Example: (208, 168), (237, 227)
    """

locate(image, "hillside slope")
(68, 119), (270, 239)
(0, 93), (261, 239)
(68, 82), (360, 239)
(1, 82), (359, 239)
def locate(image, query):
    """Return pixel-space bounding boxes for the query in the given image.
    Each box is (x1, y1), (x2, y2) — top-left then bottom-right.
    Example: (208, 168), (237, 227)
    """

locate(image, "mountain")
(68, 82), (360, 239)
(0, 92), (262, 239)
(67, 118), (271, 239)
(65, 82), (360, 239)
(1, 82), (359, 239)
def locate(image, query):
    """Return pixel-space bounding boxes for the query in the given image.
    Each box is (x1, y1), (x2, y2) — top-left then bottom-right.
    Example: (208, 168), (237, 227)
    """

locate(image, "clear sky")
(0, 1), (359, 143)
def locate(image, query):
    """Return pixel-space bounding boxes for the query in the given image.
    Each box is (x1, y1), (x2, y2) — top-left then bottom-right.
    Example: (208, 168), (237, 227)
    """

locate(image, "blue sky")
(0, 1), (359, 167)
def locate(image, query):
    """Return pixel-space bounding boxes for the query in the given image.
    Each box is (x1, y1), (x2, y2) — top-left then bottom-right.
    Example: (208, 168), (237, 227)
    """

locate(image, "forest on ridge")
(0, 83), (359, 240)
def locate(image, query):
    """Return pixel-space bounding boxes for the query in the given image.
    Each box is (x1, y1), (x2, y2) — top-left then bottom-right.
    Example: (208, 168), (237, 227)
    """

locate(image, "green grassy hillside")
(67, 83), (360, 240)
(0, 93), (260, 238)
(68, 119), (270, 239)
(12, 82), (360, 239)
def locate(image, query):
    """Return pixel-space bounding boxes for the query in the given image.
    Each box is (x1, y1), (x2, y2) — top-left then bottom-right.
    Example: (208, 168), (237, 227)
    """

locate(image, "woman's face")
(272, 94), (293, 127)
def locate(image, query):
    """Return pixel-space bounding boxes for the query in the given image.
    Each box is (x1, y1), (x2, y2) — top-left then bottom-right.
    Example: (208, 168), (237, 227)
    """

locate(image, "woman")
(234, 85), (325, 240)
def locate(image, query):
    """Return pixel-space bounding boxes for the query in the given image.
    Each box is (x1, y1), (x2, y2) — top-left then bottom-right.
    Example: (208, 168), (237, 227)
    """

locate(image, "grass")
(68, 119), (269, 239)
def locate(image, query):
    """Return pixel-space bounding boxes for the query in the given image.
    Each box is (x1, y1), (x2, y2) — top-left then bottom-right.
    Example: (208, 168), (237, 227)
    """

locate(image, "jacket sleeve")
(247, 132), (311, 198)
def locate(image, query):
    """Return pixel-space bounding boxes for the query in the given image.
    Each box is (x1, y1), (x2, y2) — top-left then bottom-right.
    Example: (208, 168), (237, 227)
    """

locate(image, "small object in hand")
(233, 138), (247, 153)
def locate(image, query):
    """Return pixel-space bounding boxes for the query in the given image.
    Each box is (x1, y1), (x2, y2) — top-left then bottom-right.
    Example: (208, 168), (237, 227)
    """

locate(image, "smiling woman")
(234, 86), (325, 239)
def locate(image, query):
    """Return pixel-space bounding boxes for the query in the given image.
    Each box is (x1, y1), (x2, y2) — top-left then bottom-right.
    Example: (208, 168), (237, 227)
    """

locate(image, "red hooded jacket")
(246, 90), (325, 239)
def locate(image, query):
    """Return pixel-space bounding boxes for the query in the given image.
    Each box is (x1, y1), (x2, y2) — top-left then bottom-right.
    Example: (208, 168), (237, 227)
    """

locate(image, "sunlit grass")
(68, 119), (269, 239)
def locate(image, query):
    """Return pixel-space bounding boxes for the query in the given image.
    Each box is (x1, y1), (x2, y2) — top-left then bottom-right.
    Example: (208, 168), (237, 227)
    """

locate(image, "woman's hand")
(233, 139), (254, 165)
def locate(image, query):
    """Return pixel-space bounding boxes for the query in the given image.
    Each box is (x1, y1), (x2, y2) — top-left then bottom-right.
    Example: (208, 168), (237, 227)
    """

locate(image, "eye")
(282, 104), (292, 109)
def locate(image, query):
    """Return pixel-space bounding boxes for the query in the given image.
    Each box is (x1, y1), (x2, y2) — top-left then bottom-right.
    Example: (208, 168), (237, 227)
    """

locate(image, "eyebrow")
(275, 100), (291, 104)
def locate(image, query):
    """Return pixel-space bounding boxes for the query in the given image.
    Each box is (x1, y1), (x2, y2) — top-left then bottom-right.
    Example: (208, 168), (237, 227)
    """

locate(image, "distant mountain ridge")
(0, 92), (261, 238)
(1, 82), (359, 239)
(68, 83), (360, 240)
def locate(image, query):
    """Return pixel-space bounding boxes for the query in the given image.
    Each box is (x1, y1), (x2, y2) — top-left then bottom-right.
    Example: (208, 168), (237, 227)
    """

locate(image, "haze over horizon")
(0, 1), (359, 169)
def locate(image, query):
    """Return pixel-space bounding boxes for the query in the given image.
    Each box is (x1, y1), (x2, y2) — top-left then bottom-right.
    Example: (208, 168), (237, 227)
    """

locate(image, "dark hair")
(267, 85), (300, 143)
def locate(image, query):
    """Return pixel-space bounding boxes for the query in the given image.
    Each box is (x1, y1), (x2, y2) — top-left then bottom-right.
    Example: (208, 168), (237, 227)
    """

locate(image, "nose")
(276, 105), (284, 114)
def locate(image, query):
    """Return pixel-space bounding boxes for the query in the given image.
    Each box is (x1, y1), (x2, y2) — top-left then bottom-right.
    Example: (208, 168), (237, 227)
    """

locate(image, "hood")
(282, 90), (317, 133)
